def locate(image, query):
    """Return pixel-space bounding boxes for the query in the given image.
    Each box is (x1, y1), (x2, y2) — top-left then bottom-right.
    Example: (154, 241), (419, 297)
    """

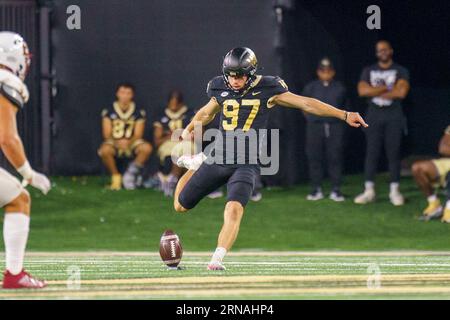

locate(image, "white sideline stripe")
(20, 261), (450, 267)
(10, 273), (450, 286)
(3, 286), (450, 298)
(20, 251), (450, 257)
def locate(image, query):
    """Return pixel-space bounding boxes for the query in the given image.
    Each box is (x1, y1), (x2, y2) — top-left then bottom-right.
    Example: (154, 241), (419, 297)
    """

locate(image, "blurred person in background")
(355, 40), (410, 206)
(302, 58), (347, 202)
(153, 90), (194, 196)
(412, 125), (450, 222)
(98, 83), (153, 190)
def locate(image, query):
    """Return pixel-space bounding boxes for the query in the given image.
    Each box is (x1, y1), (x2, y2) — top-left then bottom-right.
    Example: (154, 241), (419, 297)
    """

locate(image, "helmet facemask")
(222, 47), (258, 93)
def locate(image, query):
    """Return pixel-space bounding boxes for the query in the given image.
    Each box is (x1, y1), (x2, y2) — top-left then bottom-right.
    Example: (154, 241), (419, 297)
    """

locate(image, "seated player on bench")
(153, 90), (194, 196)
(412, 124), (450, 221)
(98, 83), (153, 190)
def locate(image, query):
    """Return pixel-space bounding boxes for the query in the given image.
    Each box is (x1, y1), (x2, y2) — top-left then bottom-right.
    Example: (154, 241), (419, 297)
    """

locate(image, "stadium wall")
(50, 0), (280, 175)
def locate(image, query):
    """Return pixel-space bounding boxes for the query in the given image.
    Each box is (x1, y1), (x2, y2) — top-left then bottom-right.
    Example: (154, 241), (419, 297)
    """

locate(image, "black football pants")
(363, 108), (405, 183)
(306, 122), (345, 191)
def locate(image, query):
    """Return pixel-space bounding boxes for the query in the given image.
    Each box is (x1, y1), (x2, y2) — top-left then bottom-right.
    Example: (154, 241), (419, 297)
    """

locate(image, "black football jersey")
(206, 75), (288, 165)
(102, 102), (146, 140)
(153, 105), (192, 133)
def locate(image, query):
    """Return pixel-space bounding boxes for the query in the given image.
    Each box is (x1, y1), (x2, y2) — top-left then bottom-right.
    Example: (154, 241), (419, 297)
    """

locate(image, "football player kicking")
(0, 32), (51, 288)
(173, 47), (368, 270)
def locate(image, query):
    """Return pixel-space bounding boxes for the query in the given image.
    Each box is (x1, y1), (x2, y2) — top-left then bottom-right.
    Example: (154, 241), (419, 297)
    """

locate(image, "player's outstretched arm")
(182, 98), (221, 140)
(0, 95), (51, 194)
(272, 91), (369, 128)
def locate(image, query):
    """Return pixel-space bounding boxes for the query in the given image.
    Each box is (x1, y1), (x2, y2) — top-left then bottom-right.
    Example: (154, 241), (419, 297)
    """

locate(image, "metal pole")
(39, 6), (51, 173)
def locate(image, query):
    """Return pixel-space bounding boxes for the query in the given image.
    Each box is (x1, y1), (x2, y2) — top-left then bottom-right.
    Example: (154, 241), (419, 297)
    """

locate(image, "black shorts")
(178, 163), (259, 209)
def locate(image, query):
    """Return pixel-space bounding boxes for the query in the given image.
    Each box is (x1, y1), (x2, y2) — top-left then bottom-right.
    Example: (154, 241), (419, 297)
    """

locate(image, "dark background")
(1, 0), (449, 185)
(50, 0), (281, 175)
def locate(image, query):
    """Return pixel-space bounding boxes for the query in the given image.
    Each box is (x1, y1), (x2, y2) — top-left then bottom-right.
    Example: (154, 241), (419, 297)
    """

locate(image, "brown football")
(159, 229), (183, 267)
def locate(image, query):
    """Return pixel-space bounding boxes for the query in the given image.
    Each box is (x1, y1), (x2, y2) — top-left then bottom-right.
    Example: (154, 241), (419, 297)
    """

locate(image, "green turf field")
(2, 252), (450, 299)
(1, 174), (450, 299)
(12, 174), (450, 252)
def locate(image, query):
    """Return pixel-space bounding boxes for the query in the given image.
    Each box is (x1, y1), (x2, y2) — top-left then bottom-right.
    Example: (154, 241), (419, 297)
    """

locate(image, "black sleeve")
(269, 76), (289, 96)
(359, 67), (370, 83)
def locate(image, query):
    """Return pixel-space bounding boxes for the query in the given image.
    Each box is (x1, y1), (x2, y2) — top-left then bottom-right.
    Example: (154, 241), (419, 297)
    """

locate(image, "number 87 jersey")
(207, 75), (289, 134)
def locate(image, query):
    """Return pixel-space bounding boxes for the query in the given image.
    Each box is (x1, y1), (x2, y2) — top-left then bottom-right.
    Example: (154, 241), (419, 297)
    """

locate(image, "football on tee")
(159, 230), (183, 268)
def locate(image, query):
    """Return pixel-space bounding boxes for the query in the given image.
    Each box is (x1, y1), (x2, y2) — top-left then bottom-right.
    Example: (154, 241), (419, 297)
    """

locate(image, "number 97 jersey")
(207, 75), (288, 134)
(206, 75), (288, 165)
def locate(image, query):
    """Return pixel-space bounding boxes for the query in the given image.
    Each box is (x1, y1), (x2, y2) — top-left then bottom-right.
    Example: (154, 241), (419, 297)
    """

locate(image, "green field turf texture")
(4, 174), (449, 252)
(1, 253), (450, 299)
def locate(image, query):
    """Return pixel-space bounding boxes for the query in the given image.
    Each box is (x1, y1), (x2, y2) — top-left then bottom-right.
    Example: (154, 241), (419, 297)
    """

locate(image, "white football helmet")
(0, 31), (31, 81)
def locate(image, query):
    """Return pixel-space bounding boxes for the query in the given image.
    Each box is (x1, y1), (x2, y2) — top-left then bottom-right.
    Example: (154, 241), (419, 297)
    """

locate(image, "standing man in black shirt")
(354, 40), (410, 206)
(302, 58), (347, 201)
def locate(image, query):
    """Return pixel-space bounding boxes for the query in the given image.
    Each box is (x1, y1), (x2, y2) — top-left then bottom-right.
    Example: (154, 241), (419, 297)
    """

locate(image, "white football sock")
(210, 247), (227, 264)
(365, 181), (375, 191)
(427, 194), (438, 203)
(390, 182), (400, 193)
(3, 213), (30, 275)
(446, 200), (450, 210)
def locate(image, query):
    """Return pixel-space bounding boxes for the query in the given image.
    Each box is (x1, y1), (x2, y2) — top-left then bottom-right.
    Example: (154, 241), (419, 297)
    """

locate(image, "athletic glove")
(17, 161), (51, 195)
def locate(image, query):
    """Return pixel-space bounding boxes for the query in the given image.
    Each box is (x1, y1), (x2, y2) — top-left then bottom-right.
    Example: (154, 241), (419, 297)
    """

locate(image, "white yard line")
(43, 273), (450, 285)
(22, 261), (450, 268)
(20, 251), (450, 257)
(2, 285), (450, 299)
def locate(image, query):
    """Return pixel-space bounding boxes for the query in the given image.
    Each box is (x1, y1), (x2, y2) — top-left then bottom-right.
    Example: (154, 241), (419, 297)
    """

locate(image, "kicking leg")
(174, 169), (196, 212)
(174, 162), (231, 213)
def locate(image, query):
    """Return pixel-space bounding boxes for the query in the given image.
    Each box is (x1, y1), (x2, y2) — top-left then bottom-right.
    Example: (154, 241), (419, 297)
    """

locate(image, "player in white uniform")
(0, 32), (51, 289)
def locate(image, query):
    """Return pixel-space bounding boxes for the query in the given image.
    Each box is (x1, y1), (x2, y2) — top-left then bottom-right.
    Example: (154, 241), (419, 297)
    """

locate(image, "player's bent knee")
(411, 162), (423, 176)
(412, 161), (435, 177)
(5, 191), (31, 215)
(138, 142), (153, 156)
(99, 144), (115, 158)
(174, 200), (188, 213)
(224, 201), (244, 222)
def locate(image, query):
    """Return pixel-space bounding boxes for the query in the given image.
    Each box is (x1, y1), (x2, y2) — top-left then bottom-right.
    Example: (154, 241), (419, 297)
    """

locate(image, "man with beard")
(354, 40), (410, 206)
